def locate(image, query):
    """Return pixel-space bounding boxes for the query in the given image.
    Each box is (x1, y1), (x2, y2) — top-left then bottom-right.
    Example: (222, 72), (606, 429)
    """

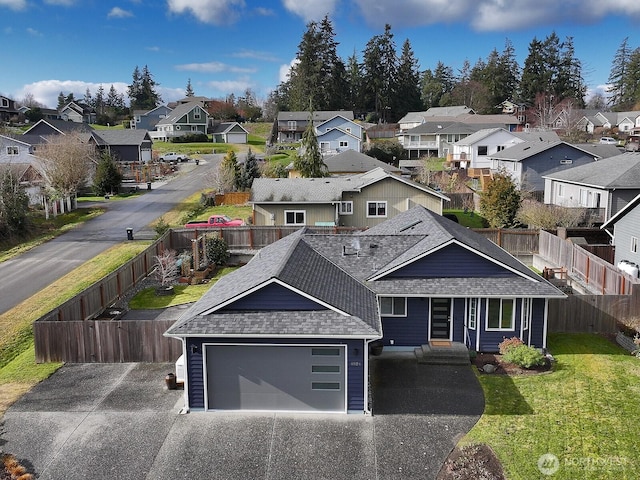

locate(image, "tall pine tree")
(395, 39), (423, 119)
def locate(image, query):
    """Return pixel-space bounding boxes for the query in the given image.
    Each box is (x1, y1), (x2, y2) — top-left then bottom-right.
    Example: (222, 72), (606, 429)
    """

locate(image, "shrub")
(498, 336), (523, 355)
(502, 344), (546, 369)
(205, 236), (229, 266)
(153, 216), (170, 237)
(171, 133), (209, 143)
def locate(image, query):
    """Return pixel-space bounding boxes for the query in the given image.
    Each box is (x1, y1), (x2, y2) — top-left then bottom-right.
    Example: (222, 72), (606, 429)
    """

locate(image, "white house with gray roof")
(543, 152), (640, 222)
(165, 206), (564, 414)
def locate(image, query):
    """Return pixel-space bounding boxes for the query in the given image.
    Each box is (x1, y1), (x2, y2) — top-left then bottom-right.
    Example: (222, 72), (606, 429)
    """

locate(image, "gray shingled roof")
(277, 111), (354, 122)
(91, 129), (151, 146)
(166, 205), (563, 339)
(323, 150), (401, 174)
(157, 101), (204, 125)
(543, 152), (640, 188)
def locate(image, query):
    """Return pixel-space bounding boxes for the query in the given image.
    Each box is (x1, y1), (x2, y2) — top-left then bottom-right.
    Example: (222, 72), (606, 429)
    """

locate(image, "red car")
(184, 214), (244, 228)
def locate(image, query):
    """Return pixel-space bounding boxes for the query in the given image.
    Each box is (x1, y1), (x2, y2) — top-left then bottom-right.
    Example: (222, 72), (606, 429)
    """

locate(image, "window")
(632, 236), (638, 254)
(6, 146), (18, 155)
(477, 145), (488, 156)
(1, 98), (8, 107)
(468, 298), (478, 330)
(194, 108), (201, 119)
(345, 127), (351, 133)
(497, 145), (505, 152)
(367, 201), (387, 218)
(339, 140), (348, 148)
(339, 201), (353, 215)
(191, 126), (198, 131)
(312, 365), (340, 373)
(557, 184), (565, 198)
(311, 348), (340, 356)
(284, 210), (305, 225)
(379, 297), (407, 317)
(135, 115), (141, 123)
(522, 298), (531, 331)
(287, 120), (297, 130)
(486, 298), (514, 330)
(312, 382), (340, 390)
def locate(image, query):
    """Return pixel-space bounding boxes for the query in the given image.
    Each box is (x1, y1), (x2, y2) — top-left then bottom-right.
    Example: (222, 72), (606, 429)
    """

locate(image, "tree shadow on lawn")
(476, 373), (534, 416)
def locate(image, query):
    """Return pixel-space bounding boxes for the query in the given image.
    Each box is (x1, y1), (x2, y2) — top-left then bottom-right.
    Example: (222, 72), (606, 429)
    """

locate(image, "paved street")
(0, 156), (220, 315)
(0, 353), (484, 479)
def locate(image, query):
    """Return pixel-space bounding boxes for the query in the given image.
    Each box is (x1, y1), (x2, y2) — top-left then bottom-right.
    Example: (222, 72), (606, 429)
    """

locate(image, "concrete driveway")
(1, 353), (484, 479)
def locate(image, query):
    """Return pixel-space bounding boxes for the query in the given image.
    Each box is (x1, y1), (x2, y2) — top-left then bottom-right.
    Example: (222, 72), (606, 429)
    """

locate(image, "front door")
(430, 298), (451, 340)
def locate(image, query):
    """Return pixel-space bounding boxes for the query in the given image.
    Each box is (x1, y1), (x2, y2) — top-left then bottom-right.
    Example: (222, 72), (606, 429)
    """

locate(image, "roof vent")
(398, 220), (422, 232)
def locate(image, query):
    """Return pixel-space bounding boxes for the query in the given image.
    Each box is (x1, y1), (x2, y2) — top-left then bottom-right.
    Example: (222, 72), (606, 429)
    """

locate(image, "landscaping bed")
(473, 352), (552, 375)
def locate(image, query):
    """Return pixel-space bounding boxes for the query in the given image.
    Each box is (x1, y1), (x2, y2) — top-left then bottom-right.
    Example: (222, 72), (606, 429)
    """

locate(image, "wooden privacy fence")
(35, 319), (181, 363)
(547, 285), (640, 334)
(34, 231), (178, 363)
(539, 230), (637, 295)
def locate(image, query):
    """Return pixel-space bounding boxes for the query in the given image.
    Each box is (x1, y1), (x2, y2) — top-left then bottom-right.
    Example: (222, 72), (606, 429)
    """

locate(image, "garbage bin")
(195, 159), (199, 165)
(165, 373), (177, 390)
(126, 228), (134, 240)
(147, 182), (152, 191)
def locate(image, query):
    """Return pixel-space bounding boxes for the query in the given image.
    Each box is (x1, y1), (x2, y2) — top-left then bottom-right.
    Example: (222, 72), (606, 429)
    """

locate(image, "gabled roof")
(157, 101), (206, 125)
(453, 128), (506, 145)
(572, 143), (623, 159)
(490, 141), (597, 163)
(425, 106), (475, 116)
(322, 150), (401, 174)
(133, 105), (172, 116)
(0, 134), (33, 148)
(601, 192), (640, 230)
(23, 119), (94, 136)
(542, 152), (640, 188)
(210, 122), (249, 135)
(90, 129), (152, 146)
(250, 168), (448, 203)
(511, 130), (561, 142)
(277, 111), (354, 122)
(316, 127), (361, 142)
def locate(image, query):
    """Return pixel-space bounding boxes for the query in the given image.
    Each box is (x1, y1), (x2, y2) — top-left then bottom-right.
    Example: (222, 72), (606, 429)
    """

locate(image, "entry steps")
(414, 341), (471, 365)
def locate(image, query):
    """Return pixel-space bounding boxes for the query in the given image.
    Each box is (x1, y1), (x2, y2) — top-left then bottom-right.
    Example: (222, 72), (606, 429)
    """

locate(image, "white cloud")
(279, 58), (298, 83)
(43, 0), (76, 5)
(0, 0), (26, 10)
(175, 61), (255, 74)
(26, 27), (42, 36)
(107, 7), (134, 19)
(16, 80), (129, 109)
(205, 77), (253, 95)
(349, 0), (640, 31)
(167, 0), (245, 25)
(282, 0), (338, 22)
(232, 49), (279, 62)
(254, 7), (274, 16)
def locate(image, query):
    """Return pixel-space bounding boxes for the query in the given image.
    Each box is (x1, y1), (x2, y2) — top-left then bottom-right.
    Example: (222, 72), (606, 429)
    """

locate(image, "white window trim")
(338, 201), (353, 215)
(339, 140), (348, 148)
(632, 236), (638, 254)
(522, 298), (531, 331)
(379, 296), (407, 317)
(557, 183), (565, 198)
(485, 298), (515, 331)
(284, 210), (306, 226)
(6, 146), (19, 155)
(366, 201), (387, 218)
(467, 298), (478, 330)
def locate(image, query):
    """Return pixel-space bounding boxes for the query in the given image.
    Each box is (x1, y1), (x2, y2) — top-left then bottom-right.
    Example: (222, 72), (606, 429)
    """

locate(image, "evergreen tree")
(0, 167), (30, 239)
(94, 84), (105, 115)
(83, 88), (93, 107)
(220, 150), (240, 191)
(239, 148), (260, 190)
(519, 37), (548, 104)
(346, 50), (364, 112)
(557, 36), (586, 107)
(57, 92), (66, 110)
(607, 38), (633, 110)
(622, 48), (640, 110)
(395, 39), (423, 119)
(293, 108), (327, 178)
(93, 151), (123, 196)
(479, 171), (522, 228)
(128, 65), (161, 110)
(362, 24), (397, 121)
(185, 78), (195, 97)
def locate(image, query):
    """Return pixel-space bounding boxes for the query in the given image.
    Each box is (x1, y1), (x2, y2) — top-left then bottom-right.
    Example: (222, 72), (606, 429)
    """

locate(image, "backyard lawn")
(466, 333), (640, 479)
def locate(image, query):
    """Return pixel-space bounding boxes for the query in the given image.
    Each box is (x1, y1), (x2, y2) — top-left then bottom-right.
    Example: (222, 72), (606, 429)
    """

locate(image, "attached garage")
(205, 344), (346, 412)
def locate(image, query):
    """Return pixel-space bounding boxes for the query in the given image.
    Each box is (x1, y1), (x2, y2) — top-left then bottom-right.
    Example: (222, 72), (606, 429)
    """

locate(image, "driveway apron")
(1, 353), (484, 479)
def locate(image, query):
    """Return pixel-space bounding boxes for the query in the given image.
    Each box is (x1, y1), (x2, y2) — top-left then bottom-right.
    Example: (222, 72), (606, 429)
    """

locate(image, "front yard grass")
(465, 333), (640, 479)
(0, 242), (149, 415)
(443, 209), (488, 228)
(153, 191), (252, 229)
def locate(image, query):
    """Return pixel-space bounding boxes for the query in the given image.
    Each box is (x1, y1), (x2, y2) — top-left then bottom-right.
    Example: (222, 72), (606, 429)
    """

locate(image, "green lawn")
(466, 333), (640, 479)
(443, 209), (488, 228)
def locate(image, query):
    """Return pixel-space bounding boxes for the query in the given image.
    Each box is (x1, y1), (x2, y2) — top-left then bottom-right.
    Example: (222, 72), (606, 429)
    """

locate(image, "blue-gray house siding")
(521, 145), (596, 192)
(222, 282), (322, 310)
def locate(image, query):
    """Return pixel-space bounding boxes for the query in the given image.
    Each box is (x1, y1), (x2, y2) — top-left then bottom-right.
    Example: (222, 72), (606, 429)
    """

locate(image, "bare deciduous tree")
(516, 199), (587, 229)
(36, 134), (96, 214)
(154, 249), (178, 287)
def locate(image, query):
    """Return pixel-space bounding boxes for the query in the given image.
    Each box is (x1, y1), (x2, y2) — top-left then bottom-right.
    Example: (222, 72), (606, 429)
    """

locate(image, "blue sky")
(2, 0), (640, 109)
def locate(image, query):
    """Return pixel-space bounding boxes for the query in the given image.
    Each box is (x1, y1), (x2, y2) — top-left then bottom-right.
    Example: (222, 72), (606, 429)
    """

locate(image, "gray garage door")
(206, 344), (346, 412)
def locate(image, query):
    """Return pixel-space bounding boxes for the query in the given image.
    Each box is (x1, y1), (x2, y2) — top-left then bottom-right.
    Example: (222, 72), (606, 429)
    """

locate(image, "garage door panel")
(206, 345), (345, 412)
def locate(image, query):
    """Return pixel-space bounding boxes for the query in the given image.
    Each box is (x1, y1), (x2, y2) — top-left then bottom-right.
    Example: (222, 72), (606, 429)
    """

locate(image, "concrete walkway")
(1, 354), (484, 479)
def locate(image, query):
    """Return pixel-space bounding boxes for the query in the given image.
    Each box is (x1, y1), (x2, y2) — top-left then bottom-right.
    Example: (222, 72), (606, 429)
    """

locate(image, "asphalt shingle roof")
(543, 152), (640, 188)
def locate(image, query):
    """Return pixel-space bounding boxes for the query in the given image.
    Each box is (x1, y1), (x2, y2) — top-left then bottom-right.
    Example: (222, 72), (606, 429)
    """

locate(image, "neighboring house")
(364, 123), (397, 143)
(164, 205), (564, 413)
(89, 130), (153, 163)
(594, 111), (640, 133)
(0, 134), (46, 205)
(0, 95), (19, 122)
(321, 150), (402, 176)
(490, 141), (600, 192)
(250, 167), (448, 227)
(274, 111), (354, 144)
(210, 122), (249, 144)
(131, 105), (173, 131)
(543, 152), (640, 222)
(23, 118), (94, 142)
(315, 115), (363, 153)
(59, 102), (96, 124)
(601, 192), (640, 269)
(153, 101), (208, 141)
(397, 107), (475, 131)
(449, 128), (553, 170)
(397, 119), (519, 159)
